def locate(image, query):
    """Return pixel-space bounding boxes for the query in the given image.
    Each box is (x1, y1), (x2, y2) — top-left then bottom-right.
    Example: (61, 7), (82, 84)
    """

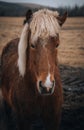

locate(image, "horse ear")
(23, 9), (32, 25)
(57, 11), (68, 26)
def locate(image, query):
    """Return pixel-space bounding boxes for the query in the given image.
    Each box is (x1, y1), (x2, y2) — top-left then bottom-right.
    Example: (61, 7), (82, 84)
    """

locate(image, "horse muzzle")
(37, 80), (55, 95)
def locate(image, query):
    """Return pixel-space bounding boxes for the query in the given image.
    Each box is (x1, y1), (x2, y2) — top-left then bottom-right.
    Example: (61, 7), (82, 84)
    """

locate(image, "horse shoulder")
(1, 38), (20, 99)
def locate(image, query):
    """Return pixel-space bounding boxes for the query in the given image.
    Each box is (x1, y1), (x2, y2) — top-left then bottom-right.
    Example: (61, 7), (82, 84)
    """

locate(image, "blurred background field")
(0, 0), (84, 129)
(0, 17), (84, 67)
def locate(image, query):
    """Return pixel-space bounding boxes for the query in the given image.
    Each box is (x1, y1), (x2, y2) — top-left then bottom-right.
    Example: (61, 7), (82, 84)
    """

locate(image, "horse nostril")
(39, 81), (44, 88)
(52, 80), (55, 87)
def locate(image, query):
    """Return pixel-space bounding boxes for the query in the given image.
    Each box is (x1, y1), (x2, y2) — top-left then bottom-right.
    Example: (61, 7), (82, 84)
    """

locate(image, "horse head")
(18, 9), (67, 95)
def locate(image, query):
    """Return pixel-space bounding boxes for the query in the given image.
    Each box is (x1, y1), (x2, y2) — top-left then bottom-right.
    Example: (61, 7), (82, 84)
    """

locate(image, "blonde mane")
(18, 9), (60, 76)
(18, 23), (29, 76)
(30, 9), (60, 43)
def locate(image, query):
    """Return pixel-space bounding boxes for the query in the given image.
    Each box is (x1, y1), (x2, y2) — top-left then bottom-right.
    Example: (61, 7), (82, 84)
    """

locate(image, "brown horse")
(1, 9), (67, 130)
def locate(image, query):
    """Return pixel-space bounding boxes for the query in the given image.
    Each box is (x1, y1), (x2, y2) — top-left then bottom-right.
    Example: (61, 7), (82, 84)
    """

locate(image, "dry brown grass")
(0, 17), (84, 67)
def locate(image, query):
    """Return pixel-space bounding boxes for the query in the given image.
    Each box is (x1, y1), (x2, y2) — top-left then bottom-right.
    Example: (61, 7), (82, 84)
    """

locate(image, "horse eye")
(31, 44), (35, 49)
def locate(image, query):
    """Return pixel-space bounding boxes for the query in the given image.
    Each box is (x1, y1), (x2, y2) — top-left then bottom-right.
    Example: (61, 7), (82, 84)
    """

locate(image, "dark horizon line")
(0, 0), (84, 8)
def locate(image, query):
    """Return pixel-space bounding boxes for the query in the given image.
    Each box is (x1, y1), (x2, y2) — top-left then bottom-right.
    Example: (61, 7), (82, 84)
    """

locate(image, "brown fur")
(1, 9), (67, 130)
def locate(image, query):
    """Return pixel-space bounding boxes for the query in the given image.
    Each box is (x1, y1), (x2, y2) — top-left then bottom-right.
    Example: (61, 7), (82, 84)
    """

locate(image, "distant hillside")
(0, 1), (25, 16)
(20, 3), (45, 9)
(0, 1), (45, 16)
(0, 1), (84, 17)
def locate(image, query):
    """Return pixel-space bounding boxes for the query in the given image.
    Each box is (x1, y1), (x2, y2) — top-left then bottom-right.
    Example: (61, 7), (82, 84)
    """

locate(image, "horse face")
(29, 35), (59, 95)
(18, 9), (67, 95)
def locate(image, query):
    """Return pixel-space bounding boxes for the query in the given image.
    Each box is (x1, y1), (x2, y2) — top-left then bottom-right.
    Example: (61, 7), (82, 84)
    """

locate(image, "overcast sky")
(1, 0), (84, 7)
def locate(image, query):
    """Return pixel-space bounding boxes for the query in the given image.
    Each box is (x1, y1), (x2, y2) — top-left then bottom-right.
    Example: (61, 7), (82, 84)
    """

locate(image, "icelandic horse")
(1, 9), (67, 130)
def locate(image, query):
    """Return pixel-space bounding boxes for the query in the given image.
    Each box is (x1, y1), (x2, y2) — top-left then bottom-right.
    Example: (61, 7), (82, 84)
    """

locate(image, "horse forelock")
(30, 9), (60, 44)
